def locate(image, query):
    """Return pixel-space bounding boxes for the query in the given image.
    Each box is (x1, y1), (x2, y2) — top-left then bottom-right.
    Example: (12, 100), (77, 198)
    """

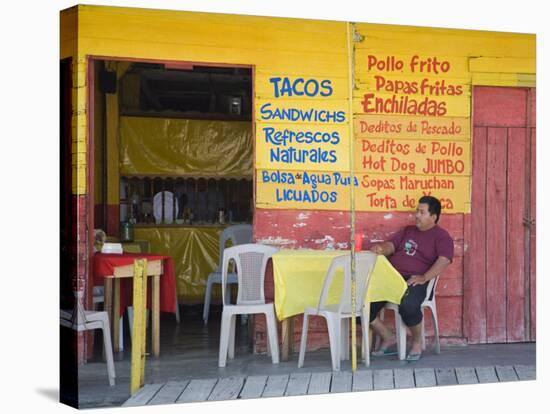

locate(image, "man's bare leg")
(370, 317), (396, 350)
(408, 323), (423, 355)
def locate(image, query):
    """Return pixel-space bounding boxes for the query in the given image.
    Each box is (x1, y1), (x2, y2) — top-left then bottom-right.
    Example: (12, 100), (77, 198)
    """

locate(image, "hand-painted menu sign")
(256, 75), (352, 209)
(256, 77), (349, 171)
(256, 52), (472, 213)
(359, 55), (464, 116)
(353, 53), (471, 212)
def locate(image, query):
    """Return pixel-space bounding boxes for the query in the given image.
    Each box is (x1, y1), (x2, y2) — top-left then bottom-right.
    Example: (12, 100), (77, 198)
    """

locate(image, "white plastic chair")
(298, 252), (377, 371)
(218, 243), (279, 367)
(203, 224), (253, 324)
(378, 276), (440, 360)
(60, 291), (116, 386)
(92, 286), (125, 348)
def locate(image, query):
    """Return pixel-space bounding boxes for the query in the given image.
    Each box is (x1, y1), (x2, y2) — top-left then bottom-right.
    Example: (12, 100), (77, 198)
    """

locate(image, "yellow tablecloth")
(272, 249), (408, 320)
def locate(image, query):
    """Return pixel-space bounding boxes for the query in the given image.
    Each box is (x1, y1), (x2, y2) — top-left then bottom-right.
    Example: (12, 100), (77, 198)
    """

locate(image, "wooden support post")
(140, 261), (148, 384)
(152, 274), (160, 357)
(104, 278), (113, 353)
(113, 278), (121, 351)
(130, 259), (148, 395)
(281, 317), (294, 361)
(281, 319), (289, 361)
(289, 318), (294, 355)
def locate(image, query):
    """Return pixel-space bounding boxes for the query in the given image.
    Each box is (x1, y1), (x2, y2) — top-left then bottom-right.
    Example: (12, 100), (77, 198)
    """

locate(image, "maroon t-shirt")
(389, 225), (454, 276)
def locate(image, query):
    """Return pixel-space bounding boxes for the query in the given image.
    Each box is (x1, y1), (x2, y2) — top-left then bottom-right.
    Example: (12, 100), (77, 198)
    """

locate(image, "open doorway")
(90, 58), (254, 359)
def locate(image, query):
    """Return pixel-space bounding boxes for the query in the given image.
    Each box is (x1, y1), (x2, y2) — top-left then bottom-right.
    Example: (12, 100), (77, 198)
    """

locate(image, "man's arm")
(407, 256), (451, 286)
(369, 241), (395, 256)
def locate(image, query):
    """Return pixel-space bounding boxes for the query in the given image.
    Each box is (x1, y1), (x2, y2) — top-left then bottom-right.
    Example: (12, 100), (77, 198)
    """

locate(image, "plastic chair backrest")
(221, 243), (278, 306)
(69, 291), (89, 328)
(217, 224), (253, 269)
(424, 275), (439, 303)
(318, 251), (377, 314)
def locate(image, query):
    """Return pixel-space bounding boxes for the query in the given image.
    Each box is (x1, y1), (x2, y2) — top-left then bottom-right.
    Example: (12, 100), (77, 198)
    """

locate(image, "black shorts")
(369, 275), (428, 327)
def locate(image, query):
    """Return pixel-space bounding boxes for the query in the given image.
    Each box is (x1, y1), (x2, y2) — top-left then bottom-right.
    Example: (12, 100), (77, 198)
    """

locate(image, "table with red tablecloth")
(93, 253), (177, 355)
(94, 253), (177, 313)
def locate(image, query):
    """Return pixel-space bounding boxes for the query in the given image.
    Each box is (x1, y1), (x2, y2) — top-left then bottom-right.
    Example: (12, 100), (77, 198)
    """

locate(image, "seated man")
(368, 195), (453, 361)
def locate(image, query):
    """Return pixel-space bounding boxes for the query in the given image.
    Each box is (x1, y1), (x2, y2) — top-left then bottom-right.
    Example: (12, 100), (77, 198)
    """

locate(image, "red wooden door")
(465, 86), (536, 344)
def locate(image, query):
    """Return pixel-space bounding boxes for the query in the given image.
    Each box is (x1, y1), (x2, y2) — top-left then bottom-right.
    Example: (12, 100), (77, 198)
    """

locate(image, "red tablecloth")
(93, 253), (177, 314)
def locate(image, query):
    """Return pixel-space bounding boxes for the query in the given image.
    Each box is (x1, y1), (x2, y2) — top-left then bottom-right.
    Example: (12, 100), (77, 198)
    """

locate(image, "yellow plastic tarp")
(119, 117), (252, 177)
(134, 226), (223, 304)
(272, 250), (407, 320)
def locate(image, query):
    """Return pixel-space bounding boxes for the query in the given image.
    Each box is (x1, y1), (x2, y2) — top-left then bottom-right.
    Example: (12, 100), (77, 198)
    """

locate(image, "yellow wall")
(60, 5), (535, 213)
(93, 62), (104, 206)
(61, 6), (88, 195)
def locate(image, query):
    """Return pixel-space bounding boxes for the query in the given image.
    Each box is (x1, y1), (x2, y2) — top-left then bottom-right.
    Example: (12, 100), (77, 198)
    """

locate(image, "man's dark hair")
(418, 195), (442, 223)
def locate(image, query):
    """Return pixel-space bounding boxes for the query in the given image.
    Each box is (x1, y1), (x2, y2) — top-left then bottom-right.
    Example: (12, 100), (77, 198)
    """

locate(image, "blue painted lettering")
(320, 80), (333, 97)
(333, 172), (359, 187)
(301, 172), (332, 190)
(268, 77), (282, 98)
(264, 127), (340, 146)
(292, 78), (305, 96)
(270, 147), (338, 164)
(261, 170), (296, 185)
(268, 77), (333, 98)
(275, 188), (338, 203)
(259, 103), (345, 123)
(304, 79), (319, 97)
(279, 77), (297, 96)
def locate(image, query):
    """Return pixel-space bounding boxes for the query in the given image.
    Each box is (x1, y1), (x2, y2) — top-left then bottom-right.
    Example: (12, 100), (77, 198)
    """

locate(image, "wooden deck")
(123, 364), (535, 406)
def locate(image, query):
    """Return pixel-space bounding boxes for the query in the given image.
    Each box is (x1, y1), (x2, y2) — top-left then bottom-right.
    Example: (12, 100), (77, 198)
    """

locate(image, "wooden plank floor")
(123, 364), (535, 406)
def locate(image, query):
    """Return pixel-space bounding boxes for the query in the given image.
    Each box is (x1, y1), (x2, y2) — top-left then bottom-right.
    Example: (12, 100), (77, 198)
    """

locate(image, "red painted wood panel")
(424, 296), (463, 338)
(529, 127), (536, 340)
(437, 273), (463, 296)
(358, 213), (465, 259)
(506, 128), (527, 342)
(465, 127), (488, 343)
(528, 88), (537, 341)
(73, 194), (93, 361)
(443, 256), (464, 279)
(263, 259), (274, 302)
(359, 212), (464, 244)
(358, 212), (418, 244)
(255, 210), (352, 249)
(485, 127), (508, 343)
(467, 86), (535, 344)
(473, 87), (528, 127)
(528, 88), (536, 128)
(462, 210), (472, 339)
(94, 204), (104, 229)
(255, 210), (464, 254)
(106, 204), (119, 236)
(441, 257), (463, 280)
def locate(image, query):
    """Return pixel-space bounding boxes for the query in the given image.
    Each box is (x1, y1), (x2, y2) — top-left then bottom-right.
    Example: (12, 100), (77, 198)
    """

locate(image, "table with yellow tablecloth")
(271, 249), (408, 359)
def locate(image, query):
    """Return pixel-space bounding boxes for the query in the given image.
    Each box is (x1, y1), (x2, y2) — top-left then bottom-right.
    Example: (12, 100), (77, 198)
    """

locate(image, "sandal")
(371, 345), (398, 357)
(405, 352), (422, 361)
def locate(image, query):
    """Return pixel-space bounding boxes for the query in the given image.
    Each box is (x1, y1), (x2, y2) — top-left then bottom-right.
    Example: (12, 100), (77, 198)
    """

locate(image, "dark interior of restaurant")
(91, 59), (255, 359)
